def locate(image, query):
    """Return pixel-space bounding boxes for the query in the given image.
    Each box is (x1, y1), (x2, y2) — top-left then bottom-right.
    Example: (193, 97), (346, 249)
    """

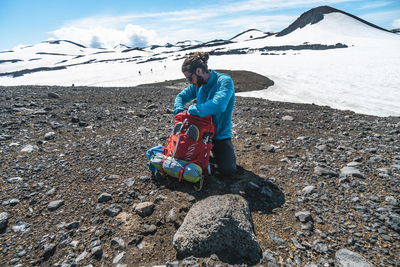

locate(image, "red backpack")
(163, 112), (216, 174)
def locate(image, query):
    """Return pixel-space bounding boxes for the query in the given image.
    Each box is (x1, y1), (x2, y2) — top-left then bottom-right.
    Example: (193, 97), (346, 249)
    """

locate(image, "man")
(174, 52), (236, 176)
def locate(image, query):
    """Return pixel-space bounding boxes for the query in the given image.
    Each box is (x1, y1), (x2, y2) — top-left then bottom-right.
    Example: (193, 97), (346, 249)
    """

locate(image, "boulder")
(335, 249), (372, 267)
(173, 194), (261, 265)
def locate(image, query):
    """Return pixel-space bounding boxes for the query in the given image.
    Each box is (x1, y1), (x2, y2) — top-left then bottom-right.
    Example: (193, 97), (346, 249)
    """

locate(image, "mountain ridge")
(277, 5), (392, 37)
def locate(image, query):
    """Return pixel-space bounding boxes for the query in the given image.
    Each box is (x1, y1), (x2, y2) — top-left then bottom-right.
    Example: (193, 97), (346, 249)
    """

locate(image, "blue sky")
(1, 0), (399, 51)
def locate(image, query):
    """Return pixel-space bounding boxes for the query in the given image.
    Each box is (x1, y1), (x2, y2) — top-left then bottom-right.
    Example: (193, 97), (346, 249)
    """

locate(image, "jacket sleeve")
(174, 85), (197, 115)
(188, 76), (234, 117)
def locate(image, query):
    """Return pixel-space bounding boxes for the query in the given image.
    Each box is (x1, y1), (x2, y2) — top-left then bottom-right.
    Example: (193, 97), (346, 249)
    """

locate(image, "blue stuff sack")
(146, 144), (164, 172)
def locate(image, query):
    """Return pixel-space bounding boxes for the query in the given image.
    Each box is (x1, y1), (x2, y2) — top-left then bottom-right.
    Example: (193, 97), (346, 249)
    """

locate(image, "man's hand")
(188, 104), (200, 116)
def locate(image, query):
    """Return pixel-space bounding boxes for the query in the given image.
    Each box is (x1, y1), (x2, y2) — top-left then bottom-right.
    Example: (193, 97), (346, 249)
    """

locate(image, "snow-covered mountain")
(1, 6), (399, 117)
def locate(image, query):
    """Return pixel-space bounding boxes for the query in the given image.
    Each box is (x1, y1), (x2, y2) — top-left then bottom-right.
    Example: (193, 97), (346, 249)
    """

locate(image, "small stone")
(282, 115), (294, 121)
(7, 177), (23, 183)
(385, 213), (400, 233)
(45, 187), (56, 196)
(295, 211), (312, 223)
(48, 199), (64, 211)
(340, 167), (364, 179)
(111, 237), (125, 248)
(113, 252), (126, 264)
(166, 208), (177, 223)
(268, 230), (286, 245)
(44, 132), (56, 140)
(302, 185), (316, 195)
(0, 212), (10, 233)
(97, 193), (112, 203)
(134, 201), (154, 217)
(313, 242), (328, 254)
(141, 224), (157, 235)
(314, 166), (338, 177)
(262, 249), (277, 264)
(91, 246), (103, 259)
(48, 92), (60, 98)
(124, 178), (135, 187)
(20, 144), (37, 153)
(65, 221), (80, 230)
(42, 243), (56, 261)
(291, 237), (306, 250)
(12, 221), (31, 232)
(385, 196), (398, 206)
(75, 251), (88, 263)
(105, 204), (122, 217)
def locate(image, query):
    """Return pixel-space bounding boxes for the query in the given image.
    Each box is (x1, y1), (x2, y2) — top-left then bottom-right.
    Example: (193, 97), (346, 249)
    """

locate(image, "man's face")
(184, 69), (204, 87)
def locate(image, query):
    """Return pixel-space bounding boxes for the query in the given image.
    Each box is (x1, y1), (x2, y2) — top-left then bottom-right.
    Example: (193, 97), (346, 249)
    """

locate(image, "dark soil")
(0, 71), (399, 266)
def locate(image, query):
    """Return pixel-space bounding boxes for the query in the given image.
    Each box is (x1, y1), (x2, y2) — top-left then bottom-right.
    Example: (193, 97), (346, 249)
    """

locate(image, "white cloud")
(50, 24), (157, 48)
(49, 0), (362, 47)
(360, 9), (400, 28)
(358, 1), (392, 9)
(392, 19), (400, 29)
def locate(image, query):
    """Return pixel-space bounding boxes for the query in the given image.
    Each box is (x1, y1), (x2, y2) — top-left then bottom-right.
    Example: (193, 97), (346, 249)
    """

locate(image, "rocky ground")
(0, 71), (399, 266)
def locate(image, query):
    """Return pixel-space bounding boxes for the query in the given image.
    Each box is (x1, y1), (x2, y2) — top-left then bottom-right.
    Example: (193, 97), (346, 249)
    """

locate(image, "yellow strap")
(193, 175), (204, 191)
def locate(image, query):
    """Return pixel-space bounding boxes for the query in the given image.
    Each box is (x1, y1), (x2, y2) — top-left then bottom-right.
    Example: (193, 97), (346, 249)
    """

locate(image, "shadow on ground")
(152, 165), (285, 215)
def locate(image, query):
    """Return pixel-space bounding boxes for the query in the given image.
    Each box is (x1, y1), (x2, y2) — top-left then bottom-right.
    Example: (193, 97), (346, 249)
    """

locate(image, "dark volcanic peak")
(391, 28), (400, 34)
(113, 44), (131, 49)
(229, 29), (263, 40)
(277, 5), (391, 37)
(121, 47), (145, 53)
(42, 40), (87, 48)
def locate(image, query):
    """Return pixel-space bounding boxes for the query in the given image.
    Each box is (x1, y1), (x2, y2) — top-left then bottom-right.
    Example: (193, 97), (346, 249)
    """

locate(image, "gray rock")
(302, 185), (316, 195)
(291, 237), (306, 250)
(314, 166), (338, 177)
(45, 187), (56, 196)
(42, 243), (56, 261)
(111, 237), (125, 248)
(113, 252), (126, 264)
(124, 178), (135, 187)
(268, 230), (286, 245)
(295, 211), (312, 223)
(385, 196), (398, 206)
(173, 194), (261, 265)
(105, 204), (122, 217)
(48, 92), (60, 98)
(0, 212), (10, 232)
(7, 177), (23, 183)
(48, 199), (64, 211)
(134, 201), (154, 217)
(65, 221), (80, 230)
(12, 221), (31, 232)
(335, 249), (372, 267)
(313, 242), (328, 254)
(97, 193), (112, 203)
(385, 213), (400, 233)
(75, 251), (88, 264)
(340, 166), (364, 178)
(282, 115), (294, 121)
(91, 246), (103, 259)
(44, 131), (56, 140)
(262, 249), (277, 264)
(141, 224), (157, 235)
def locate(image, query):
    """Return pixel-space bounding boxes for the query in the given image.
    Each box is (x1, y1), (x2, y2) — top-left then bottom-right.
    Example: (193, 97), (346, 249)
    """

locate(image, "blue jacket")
(174, 70), (235, 140)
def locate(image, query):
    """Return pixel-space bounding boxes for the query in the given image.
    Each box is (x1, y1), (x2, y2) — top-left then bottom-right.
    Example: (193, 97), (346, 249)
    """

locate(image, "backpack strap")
(160, 157), (166, 176)
(178, 161), (192, 182)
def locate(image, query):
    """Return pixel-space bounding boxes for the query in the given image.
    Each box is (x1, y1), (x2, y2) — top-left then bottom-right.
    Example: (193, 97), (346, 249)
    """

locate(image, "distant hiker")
(139, 70), (141, 75)
(174, 52), (236, 176)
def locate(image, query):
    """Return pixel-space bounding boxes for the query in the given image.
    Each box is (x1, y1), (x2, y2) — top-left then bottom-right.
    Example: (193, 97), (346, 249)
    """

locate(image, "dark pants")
(212, 138), (237, 176)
